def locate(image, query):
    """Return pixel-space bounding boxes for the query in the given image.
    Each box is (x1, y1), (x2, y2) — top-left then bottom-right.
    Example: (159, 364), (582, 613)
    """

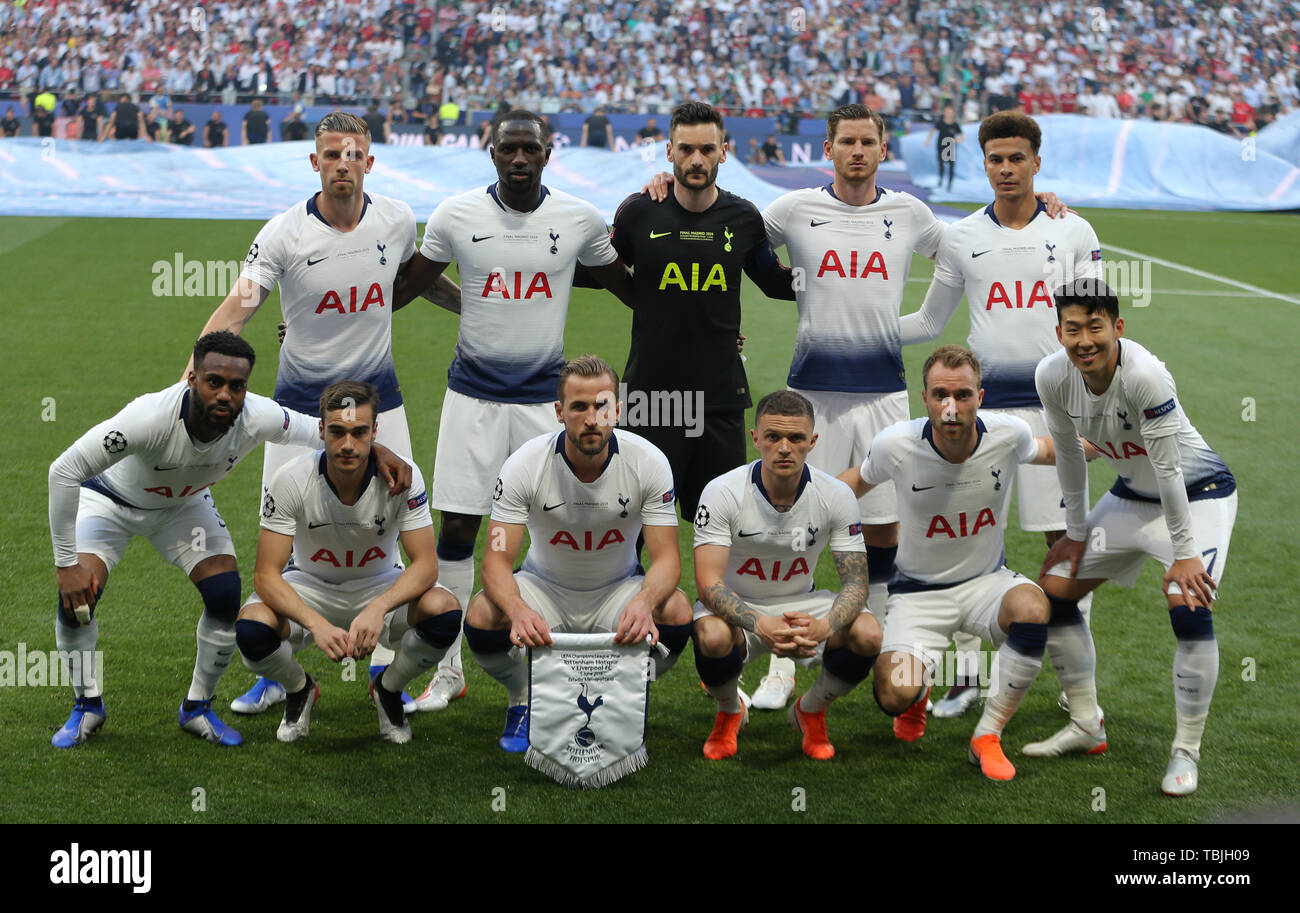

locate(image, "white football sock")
(765, 654), (796, 681)
(188, 613), (236, 701)
(799, 668), (856, 713)
(383, 627), (450, 692)
(242, 641), (306, 694)
(1050, 621), (1102, 729)
(472, 646), (527, 706)
(1172, 637), (1218, 755)
(436, 557), (474, 675)
(974, 643), (1044, 738)
(867, 582), (889, 625)
(705, 677), (743, 714)
(56, 616), (101, 699)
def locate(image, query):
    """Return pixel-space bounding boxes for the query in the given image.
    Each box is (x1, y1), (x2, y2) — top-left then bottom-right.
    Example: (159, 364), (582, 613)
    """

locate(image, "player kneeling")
(234, 382), (460, 743)
(841, 346), (1081, 780)
(693, 391), (879, 761)
(464, 356), (693, 753)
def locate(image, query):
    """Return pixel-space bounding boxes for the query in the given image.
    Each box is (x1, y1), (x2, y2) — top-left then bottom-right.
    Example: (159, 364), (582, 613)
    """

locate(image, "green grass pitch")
(0, 207), (1295, 823)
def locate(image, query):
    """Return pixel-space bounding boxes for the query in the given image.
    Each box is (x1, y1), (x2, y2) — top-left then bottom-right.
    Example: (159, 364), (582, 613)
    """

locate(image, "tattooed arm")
(783, 549), (870, 655)
(694, 543), (791, 651)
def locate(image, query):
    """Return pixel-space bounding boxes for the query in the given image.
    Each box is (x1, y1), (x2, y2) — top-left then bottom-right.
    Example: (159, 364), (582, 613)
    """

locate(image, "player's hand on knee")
(616, 599), (656, 645)
(1164, 557), (1216, 610)
(312, 622), (352, 661)
(642, 171), (673, 202)
(511, 609), (552, 648)
(57, 564), (101, 617)
(348, 608), (385, 658)
(1040, 535), (1085, 581)
(784, 613), (831, 650)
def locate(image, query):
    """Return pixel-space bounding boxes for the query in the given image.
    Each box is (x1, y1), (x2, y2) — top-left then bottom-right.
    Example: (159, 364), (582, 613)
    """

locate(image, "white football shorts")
(75, 486), (235, 576)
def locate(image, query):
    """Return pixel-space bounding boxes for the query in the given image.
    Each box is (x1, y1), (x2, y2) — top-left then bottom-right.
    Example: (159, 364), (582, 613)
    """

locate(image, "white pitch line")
(1104, 242), (1300, 306)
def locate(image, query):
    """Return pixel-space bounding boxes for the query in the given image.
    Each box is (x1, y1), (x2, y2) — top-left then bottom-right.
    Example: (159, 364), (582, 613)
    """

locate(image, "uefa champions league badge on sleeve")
(525, 633), (652, 789)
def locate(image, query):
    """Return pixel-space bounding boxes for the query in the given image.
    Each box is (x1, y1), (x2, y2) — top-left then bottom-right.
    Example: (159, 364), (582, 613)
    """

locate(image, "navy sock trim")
(865, 544), (897, 583)
(1169, 604), (1215, 640)
(1006, 621), (1048, 656)
(464, 620), (511, 654)
(436, 540), (475, 562)
(56, 587), (104, 627)
(195, 570), (242, 623)
(234, 619), (282, 661)
(414, 610), (463, 648)
(693, 642), (744, 687)
(656, 622), (692, 655)
(1047, 595), (1083, 626)
(823, 645), (877, 684)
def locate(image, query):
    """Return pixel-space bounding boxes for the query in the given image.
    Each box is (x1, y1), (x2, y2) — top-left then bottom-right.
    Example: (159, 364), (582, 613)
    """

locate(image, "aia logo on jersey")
(986, 280), (1052, 310)
(311, 546), (387, 568)
(659, 261), (727, 292)
(145, 482), (213, 499)
(549, 529), (626, 551)
(925, 508), (995, 539)
(482, 270), (553, 299)
(1087, 439), (1148, 461)
(736, 557), (811, 582)
(816, 250), (888, 280)
(316, 283), (385, 314)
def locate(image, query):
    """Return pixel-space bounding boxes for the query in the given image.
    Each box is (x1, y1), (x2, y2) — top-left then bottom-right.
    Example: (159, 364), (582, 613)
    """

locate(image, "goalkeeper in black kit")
(610, 100), (794, 525)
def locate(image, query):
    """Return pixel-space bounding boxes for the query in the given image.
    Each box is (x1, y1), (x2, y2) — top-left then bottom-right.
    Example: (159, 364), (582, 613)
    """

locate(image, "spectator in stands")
(80, 94), (104, 141)
(242, 98), (270, 144)
(424, 118), (443, 146)
(205, 110), (228, 148)
(760, 134), (784, 163)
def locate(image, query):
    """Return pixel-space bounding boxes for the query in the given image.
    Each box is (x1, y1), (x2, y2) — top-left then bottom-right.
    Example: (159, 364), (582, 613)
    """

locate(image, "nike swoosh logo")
(809, 219), (831, 227)
(472, 235), (493, 243)
(1175, 672), (1196, 679)
(737, 530), (762, 538)
(154, 464), (179, 471)
(1067, 413), (1082, 419)
(306, 256), (327, 266)
(971, 250), (991, 258)
(911, 484), (934, 492)
(649, 230), (672, 239)
(307, 521), (332, 529)
(542, 502), (565, 511)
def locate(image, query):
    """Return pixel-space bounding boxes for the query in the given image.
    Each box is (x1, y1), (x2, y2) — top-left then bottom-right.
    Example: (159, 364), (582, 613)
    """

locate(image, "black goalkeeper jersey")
(611, 188), (792, 413)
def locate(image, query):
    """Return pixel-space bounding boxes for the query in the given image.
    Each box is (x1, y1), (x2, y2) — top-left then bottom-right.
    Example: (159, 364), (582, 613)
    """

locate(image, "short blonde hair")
(921, 344), (982, 388)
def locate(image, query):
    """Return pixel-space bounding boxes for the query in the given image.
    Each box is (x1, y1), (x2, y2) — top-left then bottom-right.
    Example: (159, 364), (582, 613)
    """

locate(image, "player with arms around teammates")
(692, 391), (879, 762)
(464, 356), (693, 751)
(46, 332), (411, 748)
(1030, 281), (1237, 796)
(751, 103), (1068, 714)
(192, 111), (457, 715)
(900, 110), (1105, 719)
(840, 345), (1095, 780)
(235, 382), (461, 744)
(394, 110), (637, 716)
(610, 100), (793, 538)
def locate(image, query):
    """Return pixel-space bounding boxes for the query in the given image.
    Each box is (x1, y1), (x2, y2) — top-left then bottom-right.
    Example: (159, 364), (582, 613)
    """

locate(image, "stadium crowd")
(0, 0), (1296, 135)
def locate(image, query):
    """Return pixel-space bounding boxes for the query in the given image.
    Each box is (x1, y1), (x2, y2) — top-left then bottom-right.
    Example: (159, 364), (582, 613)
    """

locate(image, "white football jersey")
(1035, 340), (1234, 503)
(240, 193), (417, 415)
(48, 382), (319, 565)
(763, 186), (944, 393)
(421, 184), (617, 404)
(693, 461), (865, 600)
(933, 203), (1102, 408)
(490, 430), (677, 591)
(260, 451), (432, 585)
(860, 414), (1039, 587)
